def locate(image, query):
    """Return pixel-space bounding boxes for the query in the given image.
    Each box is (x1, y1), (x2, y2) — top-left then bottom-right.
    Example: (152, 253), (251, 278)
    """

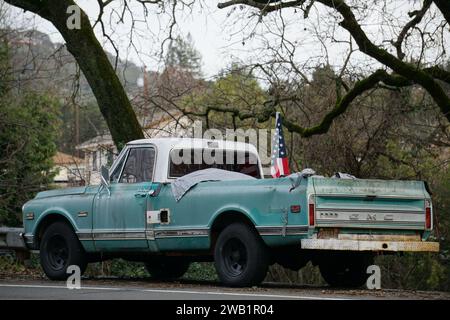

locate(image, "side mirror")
(101, 165), (110, 187)
(100, 166), (111, 197)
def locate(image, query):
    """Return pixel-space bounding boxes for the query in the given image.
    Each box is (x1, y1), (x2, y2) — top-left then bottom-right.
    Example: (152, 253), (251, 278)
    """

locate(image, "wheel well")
(35, 214), (74, 247)
(210, 211), (256, 249)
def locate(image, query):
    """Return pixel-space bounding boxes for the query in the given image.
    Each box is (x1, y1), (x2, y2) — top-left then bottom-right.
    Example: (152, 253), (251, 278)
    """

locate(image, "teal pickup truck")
(22, 138), (439, 287)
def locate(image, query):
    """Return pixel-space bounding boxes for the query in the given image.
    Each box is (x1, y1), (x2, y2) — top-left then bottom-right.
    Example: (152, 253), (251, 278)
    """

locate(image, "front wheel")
(319, 252), (374, 288)
(40, 221), (87, 280)
(214, 223), (269, 287)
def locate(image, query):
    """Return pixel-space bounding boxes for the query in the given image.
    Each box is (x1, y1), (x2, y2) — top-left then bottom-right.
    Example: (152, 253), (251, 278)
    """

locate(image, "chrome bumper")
(300, 239), (440, 252)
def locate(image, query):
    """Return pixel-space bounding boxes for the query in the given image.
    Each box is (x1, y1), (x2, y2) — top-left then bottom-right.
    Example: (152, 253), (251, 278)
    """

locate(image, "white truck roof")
(123, 138), (263, 183)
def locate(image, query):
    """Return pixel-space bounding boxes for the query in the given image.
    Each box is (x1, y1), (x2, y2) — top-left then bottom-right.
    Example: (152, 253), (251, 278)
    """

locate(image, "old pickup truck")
(22, 138), (439, 287)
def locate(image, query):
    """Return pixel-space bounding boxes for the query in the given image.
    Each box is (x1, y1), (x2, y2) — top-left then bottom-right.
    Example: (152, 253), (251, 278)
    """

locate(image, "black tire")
(40, 221), (87, 280)
(214, 223), (269, 287)
(144, 257), (190, 280)
(319, 252), (374, 288)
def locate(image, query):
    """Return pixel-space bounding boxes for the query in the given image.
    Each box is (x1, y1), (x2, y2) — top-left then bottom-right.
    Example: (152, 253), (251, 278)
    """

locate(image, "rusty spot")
(338, 233), (421, 242)
(317, 228), (340, 239)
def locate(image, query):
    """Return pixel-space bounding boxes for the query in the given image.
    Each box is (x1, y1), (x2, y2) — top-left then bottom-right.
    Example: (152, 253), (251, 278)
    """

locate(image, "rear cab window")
(169, 148), (261, 179)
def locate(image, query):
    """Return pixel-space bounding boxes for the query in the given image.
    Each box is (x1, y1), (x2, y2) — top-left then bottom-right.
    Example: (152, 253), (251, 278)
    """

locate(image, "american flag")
(270, 112), (290, 178)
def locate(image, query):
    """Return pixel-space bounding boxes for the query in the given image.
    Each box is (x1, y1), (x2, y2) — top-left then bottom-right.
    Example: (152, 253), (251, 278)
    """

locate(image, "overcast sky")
(7, 1), (253, 78)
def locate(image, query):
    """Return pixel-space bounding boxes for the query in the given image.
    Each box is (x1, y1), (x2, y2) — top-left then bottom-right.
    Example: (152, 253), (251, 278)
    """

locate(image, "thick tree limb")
(5, 0), (144, 148)
(218, 0), (305, 14)
(281, 70), (412, 137)
(218, 0), (450, 122)
(423, 66), (450, 84)
(316, 0), (450, 122)
(183, 69), (410, 137)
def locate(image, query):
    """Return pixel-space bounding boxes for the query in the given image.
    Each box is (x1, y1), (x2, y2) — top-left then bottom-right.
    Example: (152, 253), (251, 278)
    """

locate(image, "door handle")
(134, 193), (147, 198)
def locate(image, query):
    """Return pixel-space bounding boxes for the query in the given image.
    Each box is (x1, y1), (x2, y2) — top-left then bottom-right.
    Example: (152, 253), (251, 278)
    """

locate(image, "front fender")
(33, 207), (79, 236)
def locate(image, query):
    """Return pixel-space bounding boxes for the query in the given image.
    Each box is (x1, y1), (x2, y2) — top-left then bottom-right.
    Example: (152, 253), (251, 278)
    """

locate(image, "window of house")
(119, 147), (155, 183)
(107, 149), (114, 166)
(92, 151), (98, 171)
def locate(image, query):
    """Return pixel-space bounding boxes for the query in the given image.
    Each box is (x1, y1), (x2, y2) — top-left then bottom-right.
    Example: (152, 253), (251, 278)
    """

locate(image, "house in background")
(142, 112), (193, 138)
(76, 135), (117, 185)
(52, 152), (86, 187)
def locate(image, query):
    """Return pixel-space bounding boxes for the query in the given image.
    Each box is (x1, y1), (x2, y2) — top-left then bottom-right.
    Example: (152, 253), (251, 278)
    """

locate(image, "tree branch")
(218, 0), (450, 122)
(218, 0), (305, 14)
(316, 0), (450, 121)
(4, 0), (145, 147)
(392, 0), (432, 60)
(181, 69), (411, 138)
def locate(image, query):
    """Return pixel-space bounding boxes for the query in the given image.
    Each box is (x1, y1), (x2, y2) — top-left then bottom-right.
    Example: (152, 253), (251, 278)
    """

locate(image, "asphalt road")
(0, 278), (449, 300)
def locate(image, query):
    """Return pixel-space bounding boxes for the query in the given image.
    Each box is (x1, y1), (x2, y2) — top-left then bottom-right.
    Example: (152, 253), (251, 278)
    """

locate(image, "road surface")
(0, 278), (448, 300)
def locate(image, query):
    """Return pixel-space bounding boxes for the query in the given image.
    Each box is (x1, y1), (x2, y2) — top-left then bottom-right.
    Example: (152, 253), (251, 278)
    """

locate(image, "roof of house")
(142, 112), (188, 130)
(75, 113), (193, 150)
(76, 134), (115, 151)
(53, 152), (84, 165)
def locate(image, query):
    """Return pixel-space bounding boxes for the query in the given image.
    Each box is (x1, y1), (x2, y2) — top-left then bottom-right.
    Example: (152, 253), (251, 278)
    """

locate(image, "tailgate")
(311, 177), (429, 230)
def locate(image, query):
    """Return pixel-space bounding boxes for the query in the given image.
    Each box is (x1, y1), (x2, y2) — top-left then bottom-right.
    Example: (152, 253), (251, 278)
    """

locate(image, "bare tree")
(3, 0), (154, 147)
(213, 0), (450, 136)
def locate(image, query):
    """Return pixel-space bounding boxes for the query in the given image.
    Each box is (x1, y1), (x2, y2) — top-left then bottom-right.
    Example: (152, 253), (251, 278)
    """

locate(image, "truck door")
(93, 146), (156, 251)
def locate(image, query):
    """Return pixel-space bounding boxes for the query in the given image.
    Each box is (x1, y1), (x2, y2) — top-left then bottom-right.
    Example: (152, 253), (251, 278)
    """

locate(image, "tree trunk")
(5, 0), (144, 148)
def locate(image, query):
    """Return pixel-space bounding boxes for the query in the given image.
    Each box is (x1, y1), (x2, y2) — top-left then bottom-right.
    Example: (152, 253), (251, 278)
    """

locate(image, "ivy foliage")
(0, 40), (60, 226)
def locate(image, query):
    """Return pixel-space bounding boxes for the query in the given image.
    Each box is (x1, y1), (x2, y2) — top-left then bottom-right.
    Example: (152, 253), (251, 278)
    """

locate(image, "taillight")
(308, 196), (315, 226)
(425, 199), (432, 230)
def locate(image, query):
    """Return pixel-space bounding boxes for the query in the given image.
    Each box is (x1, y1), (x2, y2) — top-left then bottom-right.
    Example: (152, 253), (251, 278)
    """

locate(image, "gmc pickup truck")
(22, 138), (439, 287)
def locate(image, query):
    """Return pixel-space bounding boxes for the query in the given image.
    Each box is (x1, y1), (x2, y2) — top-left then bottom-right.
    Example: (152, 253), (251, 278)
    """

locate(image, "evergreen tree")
(165, 33), (202, 77)
(0, 38), (60, 227)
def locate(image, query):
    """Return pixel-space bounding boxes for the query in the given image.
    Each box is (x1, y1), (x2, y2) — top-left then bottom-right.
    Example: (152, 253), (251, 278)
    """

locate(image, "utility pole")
(74, 102), (80, 158)
(143, 65), (149, 100)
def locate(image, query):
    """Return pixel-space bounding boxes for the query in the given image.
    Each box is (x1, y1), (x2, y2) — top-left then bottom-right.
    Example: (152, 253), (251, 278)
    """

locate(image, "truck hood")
(35, 186), (89, 199)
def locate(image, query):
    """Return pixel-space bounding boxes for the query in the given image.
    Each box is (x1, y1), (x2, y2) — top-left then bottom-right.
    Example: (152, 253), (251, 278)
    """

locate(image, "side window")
(120, 147), (155, 184)
(141, 148), (156, 181)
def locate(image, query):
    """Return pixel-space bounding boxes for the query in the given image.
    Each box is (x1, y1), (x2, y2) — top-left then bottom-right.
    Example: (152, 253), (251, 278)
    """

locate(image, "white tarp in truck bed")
(171, 168), (256, 201)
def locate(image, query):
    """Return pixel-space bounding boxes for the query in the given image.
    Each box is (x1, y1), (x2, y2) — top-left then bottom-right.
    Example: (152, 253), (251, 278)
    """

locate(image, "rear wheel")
(145, 257), (190, 280)
(214, 223), (269, 287)
(319, 252), (374, 288)
(40, 221), (87, 280)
